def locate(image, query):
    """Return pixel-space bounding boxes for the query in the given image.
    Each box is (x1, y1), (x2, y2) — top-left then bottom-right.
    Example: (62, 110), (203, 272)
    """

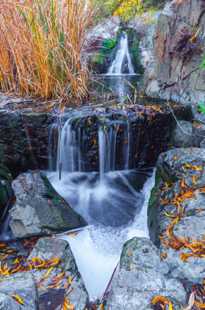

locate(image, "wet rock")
(28, 237), (89, 310)
(0, 273), (37, 310)
(0, 111), (52, 177)
(105, 237), (186, 310)
(149, 148), (205, 284)
(9, 171), (87, 238)
(171, 120), (193, 147)
(0, 95), (192, 175)
(0, 164), (13, 221)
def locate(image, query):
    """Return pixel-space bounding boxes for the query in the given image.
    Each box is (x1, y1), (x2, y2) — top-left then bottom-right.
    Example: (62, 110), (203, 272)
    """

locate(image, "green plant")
(197, 101), (205, 114)
(92, 38), (117, 66)
(102, 38), (117, 50)
(201, 55), (205, 69)
(92, 0), (165, 21)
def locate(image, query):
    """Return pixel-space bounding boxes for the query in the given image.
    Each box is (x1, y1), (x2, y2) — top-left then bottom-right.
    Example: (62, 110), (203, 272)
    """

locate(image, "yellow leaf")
(12, 294), (24, 305)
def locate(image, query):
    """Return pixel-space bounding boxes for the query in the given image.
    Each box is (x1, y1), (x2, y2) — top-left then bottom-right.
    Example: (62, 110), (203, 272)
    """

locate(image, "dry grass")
(0, 0), (93, 107)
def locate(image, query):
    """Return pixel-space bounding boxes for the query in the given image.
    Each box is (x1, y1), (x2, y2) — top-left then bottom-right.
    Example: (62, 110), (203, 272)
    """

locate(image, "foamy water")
(48, 170), (155, 300)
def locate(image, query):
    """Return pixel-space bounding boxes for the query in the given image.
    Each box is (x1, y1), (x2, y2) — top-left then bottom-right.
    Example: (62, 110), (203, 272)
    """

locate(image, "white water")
(107, 32), (135, 76)
(48, 113), (155, 300)
(57, 119), (80, 173)
(48, 170), (155, 300)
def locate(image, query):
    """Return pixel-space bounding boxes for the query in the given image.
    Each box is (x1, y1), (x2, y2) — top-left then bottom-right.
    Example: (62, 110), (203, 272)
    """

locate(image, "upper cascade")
(107, 32), (135, 75)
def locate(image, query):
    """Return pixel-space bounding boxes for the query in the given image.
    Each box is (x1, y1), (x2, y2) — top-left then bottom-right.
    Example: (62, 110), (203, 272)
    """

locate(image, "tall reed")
(0, 0), (93, 106)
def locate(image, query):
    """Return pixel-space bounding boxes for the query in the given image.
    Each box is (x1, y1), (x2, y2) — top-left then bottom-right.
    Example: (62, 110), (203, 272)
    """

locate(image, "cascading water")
(107, 32), (135, 75)
(57, 119), (80, 173)
(48, 111), (155, 300)
(105, 31), (137, 102)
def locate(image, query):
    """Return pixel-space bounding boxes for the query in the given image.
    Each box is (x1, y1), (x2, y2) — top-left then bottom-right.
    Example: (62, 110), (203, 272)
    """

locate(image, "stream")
(47, 29), (155, 301)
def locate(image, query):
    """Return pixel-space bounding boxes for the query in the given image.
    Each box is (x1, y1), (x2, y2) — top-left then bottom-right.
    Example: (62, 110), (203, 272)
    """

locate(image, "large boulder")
(9, 171), (87, 238)
(144, 0), (205, 111)
(28, 237), (89, 310)
(104, 237), (186, 310)
(0, 273), (38, 310)
(149, 148), (205, 284)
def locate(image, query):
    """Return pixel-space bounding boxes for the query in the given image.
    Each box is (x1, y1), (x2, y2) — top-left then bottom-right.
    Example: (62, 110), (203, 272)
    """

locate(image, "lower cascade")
(48, 112), (155, 299)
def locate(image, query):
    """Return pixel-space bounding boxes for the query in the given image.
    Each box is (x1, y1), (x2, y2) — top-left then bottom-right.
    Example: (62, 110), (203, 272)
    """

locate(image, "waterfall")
(107, 32), (135, 75)
(48, 113), (154, 299)
(98, 125), (118, 179)
(56, 119), (82, 175)
(124, 120), (131, 170)
(49, 114), (132, 177)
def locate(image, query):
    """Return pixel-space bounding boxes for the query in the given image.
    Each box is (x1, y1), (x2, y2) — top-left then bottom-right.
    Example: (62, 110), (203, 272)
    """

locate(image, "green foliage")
(102, 38), (117, 50)
(92, 38), (117, 66)
(92, 0), (165, 21)
(201, 55), (205, 69)
(197, 101), (205, 114)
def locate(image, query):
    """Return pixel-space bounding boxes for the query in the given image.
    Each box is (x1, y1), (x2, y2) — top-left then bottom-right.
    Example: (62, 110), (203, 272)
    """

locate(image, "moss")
(147, 169), (162, 247)
(40, 172), (66, 207)
(90, 37), (117, 72)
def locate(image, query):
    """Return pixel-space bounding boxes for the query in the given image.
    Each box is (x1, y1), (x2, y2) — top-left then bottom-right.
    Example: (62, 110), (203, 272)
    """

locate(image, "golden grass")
(0, 0), (93, 106)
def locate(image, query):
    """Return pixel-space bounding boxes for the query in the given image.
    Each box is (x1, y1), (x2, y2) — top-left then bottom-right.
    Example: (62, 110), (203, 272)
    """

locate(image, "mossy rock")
(147, 170), (162, 247)
(0, 164), (13, 220)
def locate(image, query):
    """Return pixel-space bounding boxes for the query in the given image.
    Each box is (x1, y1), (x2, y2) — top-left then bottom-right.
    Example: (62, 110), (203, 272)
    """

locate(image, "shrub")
(92, 0), (165, 21)
(201, 55), (205, 69)
(0, 0), (93, 106)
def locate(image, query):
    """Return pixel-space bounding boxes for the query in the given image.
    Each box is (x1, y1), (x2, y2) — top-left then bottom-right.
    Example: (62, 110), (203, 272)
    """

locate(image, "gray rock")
(157, 148), (205, 186)
(28, 237), (88, 310)
(0, 273), (37, 310)
(149, 147), (205, 284)
(105, 237), (186, 310)
(143, 0), (205, 110)
(0, 293), (23, 310)
(193, 122), (205, 147)
(9, 171), (87, 238)
(200, 138), (205, 148)
(171, 121), (193, 147)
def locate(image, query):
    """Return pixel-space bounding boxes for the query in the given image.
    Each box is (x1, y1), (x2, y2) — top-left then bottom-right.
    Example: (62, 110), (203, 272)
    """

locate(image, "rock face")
(0, 95), (53, 176)
(9, 172), (87, 238)
(50, 102), (192, 172)
(144, 0), (205, 109)
(104, 237), (186, 310)
(28, 238), (89, 310)
(149, 148), (205, 285)
(129, 12), (161, 97)
(0, 94), (193, 176)
(171, 120), (194, 147)
(171, 120), (205, 148)
(0, 273), (38, 310)
(85, 17), (120, 74)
